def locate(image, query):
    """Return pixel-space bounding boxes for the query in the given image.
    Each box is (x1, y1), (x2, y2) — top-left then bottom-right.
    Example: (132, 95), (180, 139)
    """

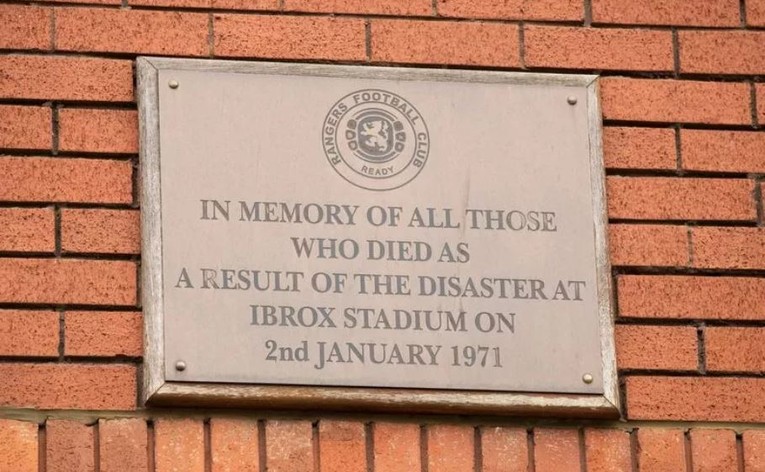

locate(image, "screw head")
(168, 80), (179, 89)
(582, 373), (594, 384)
(567, 96), (578, 105)
(175, 360), (187, 372)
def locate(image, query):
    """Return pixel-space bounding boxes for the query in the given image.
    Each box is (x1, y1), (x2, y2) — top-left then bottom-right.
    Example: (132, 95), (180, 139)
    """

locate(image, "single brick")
(130, 0), (211, 7)
(533, 429), (580, 472)
(65, 311), (142, 357)
(0, 363), (136, 410)
(56, 8), (209, 56)
(155, 419), (205, 472)
(374, 423), (420, 472)
(616, 325), (697, 370)
(680, 31), (765, 75)
(692, 227), (765, 270)
(627, 376), (765, 421)
(609, 224), (688, 267)
(319, 421), (365, 472)
(749, 0), (765, 26)
(525, 26), (673, 71)
(744, 431), (765, 472)
(603, 127), (676, 170)
(682, 129), (765, 173)
(600, 78), (751, 125)
(48, 0), (119, 3)
(607, 177), (755, 221)
(618, 275), (765, 320)
(59, 109), (138, 154)
(437, 0), (582, 20)
(706, 327), (765, 373)
(0, 258), (137, 306)
(592, 0), (739, 26)
(214, 15), (366, 61)
(265, 420), (314, 472)
(636, 428), (685, 471)
(0, 419), (38, 472)
(371, 20), (519, 67)
(0, 310), (59, 356)
(210, 418), (259, 472)
(757, 84), (765, 125)
(481, 427), (528, 472)
(585, 429), (631, 472)
(0, 5), (50, 50)
(0, 105), (51, 150)
(428, 425), (474, 472)
(0, 55), (132, 102)
(0, 207), (55, 253)
(285, 0), (431, 15)
(212, 0), (279, 9)
(690, 429), (737, 472)
(47, 420), (94, 472)
(99, 418), (148, 472)
(62, 209), (140, 254)
(0, 157), (132, 204)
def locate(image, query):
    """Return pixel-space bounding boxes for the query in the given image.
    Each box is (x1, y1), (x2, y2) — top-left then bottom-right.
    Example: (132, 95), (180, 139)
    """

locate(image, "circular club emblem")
(322, 89), (430, 191)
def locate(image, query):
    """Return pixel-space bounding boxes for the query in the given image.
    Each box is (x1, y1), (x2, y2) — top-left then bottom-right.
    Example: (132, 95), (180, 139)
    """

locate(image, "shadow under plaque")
(138, 57), (619, 418)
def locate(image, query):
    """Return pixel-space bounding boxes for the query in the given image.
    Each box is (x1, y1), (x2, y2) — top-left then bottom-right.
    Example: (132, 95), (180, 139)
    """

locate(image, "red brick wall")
(1, 0), (764, 470)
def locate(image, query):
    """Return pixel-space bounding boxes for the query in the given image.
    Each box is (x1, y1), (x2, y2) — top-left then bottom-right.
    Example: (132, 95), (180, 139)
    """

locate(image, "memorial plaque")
(138, 58), (618, 416)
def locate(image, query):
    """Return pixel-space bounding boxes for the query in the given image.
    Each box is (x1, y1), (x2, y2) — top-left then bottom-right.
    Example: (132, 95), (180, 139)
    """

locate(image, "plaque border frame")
(137, 57), (620, 418)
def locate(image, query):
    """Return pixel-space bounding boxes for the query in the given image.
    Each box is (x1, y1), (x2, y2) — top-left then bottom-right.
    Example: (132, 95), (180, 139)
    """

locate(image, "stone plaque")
(138, 58), (618, 416)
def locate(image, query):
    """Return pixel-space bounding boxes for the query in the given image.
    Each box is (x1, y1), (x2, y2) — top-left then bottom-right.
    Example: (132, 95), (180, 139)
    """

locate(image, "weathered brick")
(438, 0), (582, 20)
(744, 430), (765, 472)
(534, 429), (579, 472)
(616, 325), (697, 371)
(609, 224), (688, 267)
(603, 127), (676, 170)
(635, 428), (685, 471)
(59, 108), (138, 154)
(680, 31), (765, 75)
(0, 310), (59, 357)
(618, 275), (765, 320)
(56, 8), (209, 56)
(0, 207), (55, 253)
(600, 78), (751, 125)
(749, 0), (765, 26)
(481, 427), (527, 472)
(371, 20), (519, 67)
(0, 363), (135, 409)
(0, 157), (132, 204)
(319, 421), (365, 472)
(130, 0), (210, 7)
(0, 5), (51, 50)
(692, 227), (765, 270)
(428, 425), (473, 472)
(0, 419), (38, 472)
(627, 376), (765, 421)
(607, 177), (755, 221)
(62, 209), (140, 254)
(374, 423), (420, 472)
(0, 105), (51, 150)
(99, 418), (148, 472)
(682, 129), (765, 173)
(265, 420), (314, 472)
(756, 84), (765, 125)
(584, 429), (631, 472)
(525, 26), (673, 71)
(214, 15), (366, 61)
(48, 0), (119, 3)
(706, 327), (765, 373)
(47, 420), (94, 472)
(690, 429), (737, 472)
(210, 418), (260, 472)
(0, 258), (137, 306)
(0, 55), (133, 102)
(592, 0), (739, 26)
(65, 311), (142, 357)
(212, 0), (279, 9)
(285, 0), (431, 15)
(155, 419), (205, 472)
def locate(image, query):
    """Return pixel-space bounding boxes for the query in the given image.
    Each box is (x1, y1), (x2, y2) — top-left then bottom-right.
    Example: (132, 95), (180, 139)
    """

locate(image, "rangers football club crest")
(322, 89), (430, 191)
